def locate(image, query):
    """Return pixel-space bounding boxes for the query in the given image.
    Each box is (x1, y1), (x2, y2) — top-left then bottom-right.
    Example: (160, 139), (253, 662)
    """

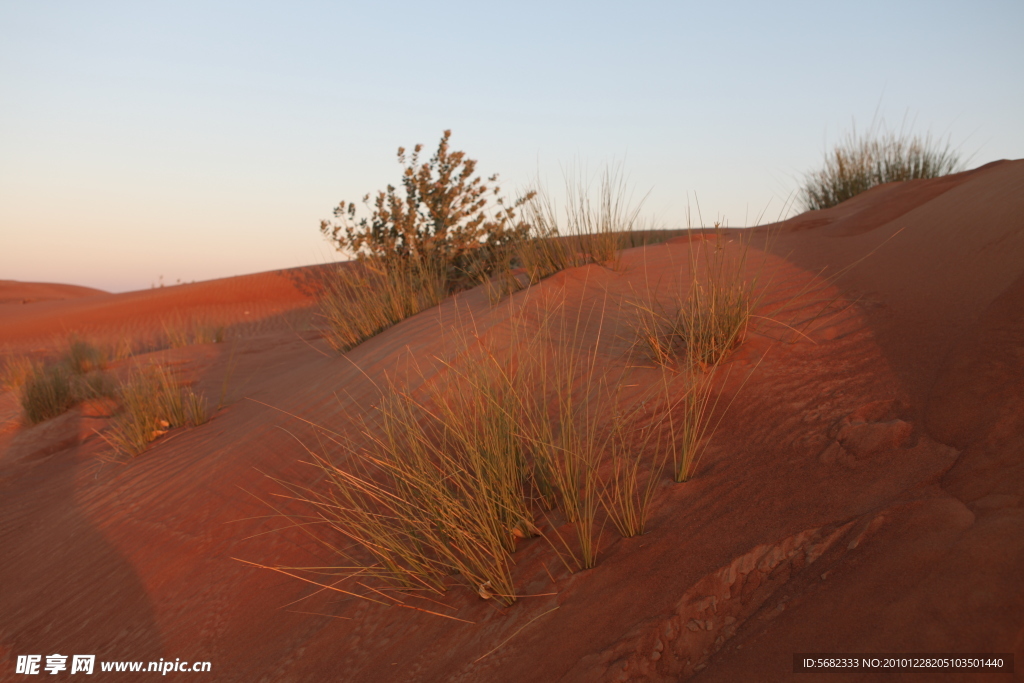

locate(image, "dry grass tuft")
(278, 286), (691, 608)
(319, 255), (449, 352)
(163, 317), (226, 348)
(66, 337), (107, 374)
(495, 164), (646, 298)
(2, 355), (37, 394)
(105, 364), (208, 456)
(631, 226), (759, 369)
(20, 363), (75, 424)
(281, 359), (526, 606)
(600, 401), (669, 538)
(628, 221), (767, 482)
(13, 339), (117, 424)
(802, 120), (964, 211)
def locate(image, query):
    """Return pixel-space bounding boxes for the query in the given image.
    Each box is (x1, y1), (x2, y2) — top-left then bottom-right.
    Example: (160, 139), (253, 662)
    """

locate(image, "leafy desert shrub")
(801, 122), (964, 211)
(321, 129), (536, 292)
(317, 130), (539, 351)
(106, 364), (208, 456)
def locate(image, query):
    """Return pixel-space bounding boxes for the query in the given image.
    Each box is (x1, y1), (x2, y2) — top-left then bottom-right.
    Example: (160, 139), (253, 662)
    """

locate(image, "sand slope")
(0, 266), (325, 352)
(1, 162), (1022, 682)
(0, 280), (108, 305)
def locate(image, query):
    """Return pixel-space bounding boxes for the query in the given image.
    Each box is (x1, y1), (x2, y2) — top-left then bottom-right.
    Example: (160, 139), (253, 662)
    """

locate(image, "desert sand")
(2, 160), (1022, 682)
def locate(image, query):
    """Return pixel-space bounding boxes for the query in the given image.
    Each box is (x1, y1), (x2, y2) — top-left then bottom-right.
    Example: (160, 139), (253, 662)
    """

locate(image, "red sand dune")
(0, 280), (108, 305)
(1, 160), (1022, 682)
(0, 266), (329, 352)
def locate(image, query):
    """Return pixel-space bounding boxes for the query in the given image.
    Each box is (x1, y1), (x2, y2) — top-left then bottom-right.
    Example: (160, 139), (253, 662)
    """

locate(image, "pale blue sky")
(2, 1), (1022, 292)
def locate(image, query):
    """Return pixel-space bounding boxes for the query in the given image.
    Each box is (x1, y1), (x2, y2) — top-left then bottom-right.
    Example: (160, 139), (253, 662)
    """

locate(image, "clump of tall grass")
(193, 323), (225, 345)
(278, 291), (677, 607)
(495, 165), (647, 297)
(663, 366), (718, 483)
(285, 353), (528, 606)
(20, 363), (75, 424)
(163, 317), (226, 348)
(2, 355), (37, 394)
(599, 402), (670, 537)
(632, 225), (758, 369)
(162, 320), (192, 348)
(66, 337), (107, 374)
(319, 255), (449, 352)
(513, 303), (614, 570)
(676, 234), (756, 369)
(628, 311), (728, 484)
(105, 364), (208, 456)
(12, 339), (117, 424)
(110, 335), (135, 361)
(629, 221), (766, 482)
(801, 121), (964, 211)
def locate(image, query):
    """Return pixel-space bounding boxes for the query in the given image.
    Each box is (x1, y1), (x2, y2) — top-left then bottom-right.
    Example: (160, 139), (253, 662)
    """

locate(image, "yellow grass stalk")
(513, 291), (612, 570)
(105, 363), (208, 456)
(319, 253), (448, 352)
(599, 398), (669, 537)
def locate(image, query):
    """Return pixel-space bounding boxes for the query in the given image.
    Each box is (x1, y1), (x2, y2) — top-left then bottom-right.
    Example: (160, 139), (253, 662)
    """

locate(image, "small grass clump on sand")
(283, 354), (528, 607)
(193, 322), (225, 345)
(13, 339), (117, 425)
(599, 404), (669, 538)
(801, 120), (964, 211)
(20, 363), (75, 424)
(632, 224), (759, 369)
(629, 222), (765, 482)
(675, 231), (757, 369)
(162, 320), (192, 348)
(489, 165), (646, 302)
(319, 255), (449, 352)
(66, 338), (107, 374)
(661, 366), (718, 483)
(163, 317), (226, 348)
(2, 355), (38, 394)
(512, 303), (617, 570)
(105, 364), (209, 456)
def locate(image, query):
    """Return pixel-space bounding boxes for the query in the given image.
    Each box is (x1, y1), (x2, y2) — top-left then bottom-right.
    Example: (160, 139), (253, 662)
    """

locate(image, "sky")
(1, 1), (1022, 293)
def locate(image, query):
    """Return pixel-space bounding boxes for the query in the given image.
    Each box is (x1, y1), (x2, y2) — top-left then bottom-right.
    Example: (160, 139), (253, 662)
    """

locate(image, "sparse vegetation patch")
(105, 364), (209, 457)
(801, 121), (964, 211)
(11, 339), (116, 424)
